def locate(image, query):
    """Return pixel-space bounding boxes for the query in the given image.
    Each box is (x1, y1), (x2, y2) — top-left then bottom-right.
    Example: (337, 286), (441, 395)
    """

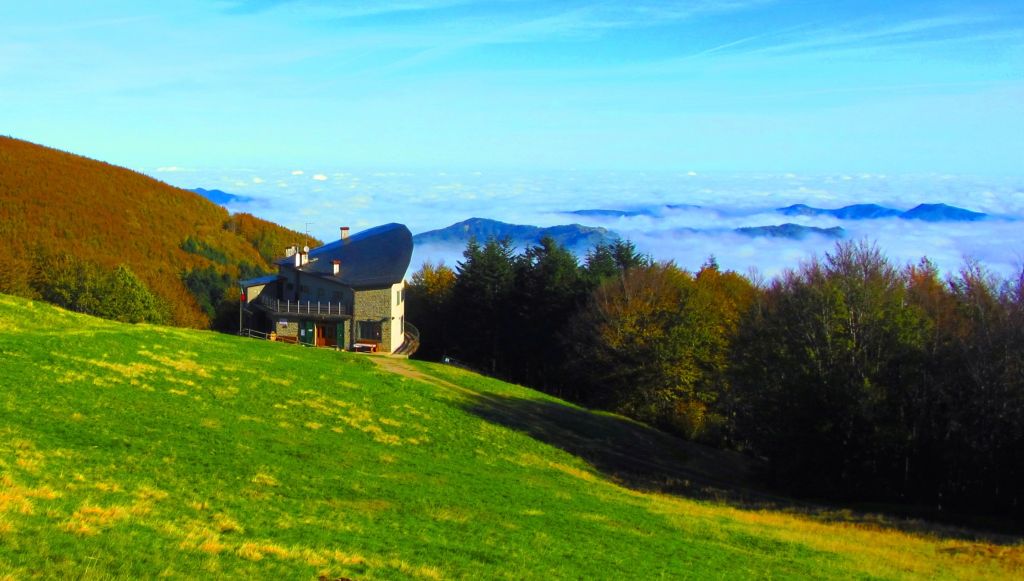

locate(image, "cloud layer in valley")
(157, 168), (1024, 280)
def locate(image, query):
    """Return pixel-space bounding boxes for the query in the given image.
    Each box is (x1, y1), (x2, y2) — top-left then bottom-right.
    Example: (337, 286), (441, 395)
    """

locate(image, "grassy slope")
(0, 295), (1020, 580)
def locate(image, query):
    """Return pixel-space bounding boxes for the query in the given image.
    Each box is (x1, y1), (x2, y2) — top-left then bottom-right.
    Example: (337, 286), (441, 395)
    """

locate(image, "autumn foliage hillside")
(0, 136), (318, 326)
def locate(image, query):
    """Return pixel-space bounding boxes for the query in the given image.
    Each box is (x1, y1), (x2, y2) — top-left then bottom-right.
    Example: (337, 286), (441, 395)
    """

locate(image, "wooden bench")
(353, 342), (380, 353)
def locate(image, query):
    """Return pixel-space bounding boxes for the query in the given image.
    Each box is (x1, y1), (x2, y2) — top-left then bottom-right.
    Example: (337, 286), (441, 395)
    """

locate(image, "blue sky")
(2, 0), (1022, 173)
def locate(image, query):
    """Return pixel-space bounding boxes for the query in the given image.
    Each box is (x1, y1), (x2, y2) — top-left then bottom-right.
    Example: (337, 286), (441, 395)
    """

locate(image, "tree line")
(407, 237), (1024, 517)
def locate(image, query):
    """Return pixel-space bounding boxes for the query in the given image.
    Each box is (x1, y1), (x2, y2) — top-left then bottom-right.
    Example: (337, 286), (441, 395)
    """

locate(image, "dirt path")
(371, 357), (474, 396)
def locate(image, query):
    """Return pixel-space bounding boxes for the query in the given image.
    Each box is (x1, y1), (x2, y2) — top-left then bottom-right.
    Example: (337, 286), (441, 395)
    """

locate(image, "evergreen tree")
(102, 265), (170, 324)
(509, 237), (584, 391)
(583, 240), (650, 287)
(451, 237), (515, 372)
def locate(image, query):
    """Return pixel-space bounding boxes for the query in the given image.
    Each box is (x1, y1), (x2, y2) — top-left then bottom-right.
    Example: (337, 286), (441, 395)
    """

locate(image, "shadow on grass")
(462, 390), (1024, 544)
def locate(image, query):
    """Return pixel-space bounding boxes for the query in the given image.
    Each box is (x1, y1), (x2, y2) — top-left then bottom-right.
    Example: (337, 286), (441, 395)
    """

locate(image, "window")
(396, 290), (400, 306)
(357, 321), (382, 342)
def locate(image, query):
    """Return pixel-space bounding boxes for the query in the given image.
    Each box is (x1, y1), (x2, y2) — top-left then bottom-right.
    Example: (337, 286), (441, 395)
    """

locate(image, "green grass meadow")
(0, 295), (1020, 579)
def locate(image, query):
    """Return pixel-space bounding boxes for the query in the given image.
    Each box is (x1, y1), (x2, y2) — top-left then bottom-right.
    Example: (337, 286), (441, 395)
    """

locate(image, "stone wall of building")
(353, 286), (397, 352)
(275, 318), (298, 339)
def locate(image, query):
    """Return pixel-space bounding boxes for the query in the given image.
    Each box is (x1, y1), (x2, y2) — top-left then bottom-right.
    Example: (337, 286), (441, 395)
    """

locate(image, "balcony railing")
(254, 294), (348, 317)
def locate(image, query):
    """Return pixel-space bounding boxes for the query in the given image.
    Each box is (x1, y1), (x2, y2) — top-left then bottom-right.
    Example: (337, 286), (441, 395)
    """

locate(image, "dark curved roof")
(279, 223), (413, 288)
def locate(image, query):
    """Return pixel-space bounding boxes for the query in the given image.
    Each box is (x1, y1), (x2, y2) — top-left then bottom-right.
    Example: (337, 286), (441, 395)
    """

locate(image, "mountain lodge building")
(239, 223), (415, 354)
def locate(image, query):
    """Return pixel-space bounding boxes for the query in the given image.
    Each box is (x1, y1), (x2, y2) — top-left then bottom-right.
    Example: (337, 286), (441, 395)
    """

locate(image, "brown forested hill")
(0, 136), (320, 326)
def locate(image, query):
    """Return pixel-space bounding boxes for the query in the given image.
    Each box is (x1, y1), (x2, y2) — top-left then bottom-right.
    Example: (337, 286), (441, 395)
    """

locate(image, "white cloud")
(252, 177), (265, 184)
(155, 166), (187, 172)
(291, 170), (304, 175)
(312, 174), (328, 181)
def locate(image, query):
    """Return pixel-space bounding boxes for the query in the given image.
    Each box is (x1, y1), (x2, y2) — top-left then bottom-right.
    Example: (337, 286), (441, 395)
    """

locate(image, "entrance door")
(299, 320), (315, 345)
(315, 323), (337, 347)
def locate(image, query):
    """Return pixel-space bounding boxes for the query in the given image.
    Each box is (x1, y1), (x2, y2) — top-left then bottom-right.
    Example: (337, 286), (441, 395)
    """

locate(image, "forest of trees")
(408, 237), (1024, 518)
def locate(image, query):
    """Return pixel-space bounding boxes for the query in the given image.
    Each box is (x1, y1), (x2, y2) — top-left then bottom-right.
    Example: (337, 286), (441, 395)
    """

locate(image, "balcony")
(252, 294), (349, 319)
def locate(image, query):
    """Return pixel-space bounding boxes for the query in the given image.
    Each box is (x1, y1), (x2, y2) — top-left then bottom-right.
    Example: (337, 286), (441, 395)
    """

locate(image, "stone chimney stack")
(341, 226), (350, 242)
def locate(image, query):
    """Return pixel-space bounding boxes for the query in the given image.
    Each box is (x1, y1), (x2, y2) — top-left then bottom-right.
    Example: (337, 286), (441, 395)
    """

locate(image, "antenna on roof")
(304, 222), (312, 247)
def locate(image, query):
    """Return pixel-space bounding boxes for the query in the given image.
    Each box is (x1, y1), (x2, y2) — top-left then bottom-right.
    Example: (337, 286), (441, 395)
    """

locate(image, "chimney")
(341, 226), (350, 242)
(332, 260), (341, 275)
(285, 246), (297, 258)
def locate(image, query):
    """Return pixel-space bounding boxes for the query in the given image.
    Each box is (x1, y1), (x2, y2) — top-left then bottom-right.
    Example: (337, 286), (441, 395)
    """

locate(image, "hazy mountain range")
(735, 224), (845, 239)
(777, 202), (989, 221)
(191, 187), (252, 205)
(414, 218), (848, 249)
(568, 202), (993, 222)
(413, 201), (997, 253)
(412, 218), (620, 252)
(191, 181), (1014, 272)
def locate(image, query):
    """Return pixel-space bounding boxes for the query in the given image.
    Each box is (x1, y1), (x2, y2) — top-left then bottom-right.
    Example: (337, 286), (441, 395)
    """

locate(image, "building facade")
(240, 223), (413, 354)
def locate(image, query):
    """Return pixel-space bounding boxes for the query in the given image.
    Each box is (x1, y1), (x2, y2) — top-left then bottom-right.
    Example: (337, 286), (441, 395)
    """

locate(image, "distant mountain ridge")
(567, 202), (993, 223)
(736, 224), (845, 239)
(900, 203), (988, 222)
(566, 204), (705, 218)
(419, 218), (846, 250)
(777, 203), (903, 219)
(191, 188), (252, 205)
(569, 209), (651, 218)
(413, 218), (620, 252)
(777, 202), (988, 221)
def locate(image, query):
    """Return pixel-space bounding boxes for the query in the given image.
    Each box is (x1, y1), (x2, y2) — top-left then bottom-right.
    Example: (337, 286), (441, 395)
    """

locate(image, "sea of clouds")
(152, 167), (1024, 280)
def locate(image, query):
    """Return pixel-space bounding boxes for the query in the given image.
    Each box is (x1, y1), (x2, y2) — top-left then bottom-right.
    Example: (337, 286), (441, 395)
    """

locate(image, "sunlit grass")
(0, 293), (1020, 579)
